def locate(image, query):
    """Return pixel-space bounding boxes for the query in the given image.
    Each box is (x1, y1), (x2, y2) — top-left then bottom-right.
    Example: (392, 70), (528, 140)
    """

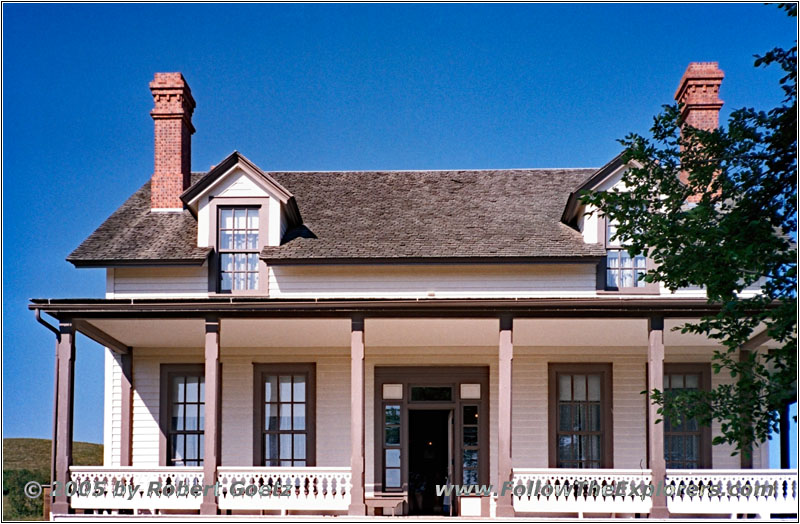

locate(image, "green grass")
(2, 438), (103, 521)
(2, 438), (103, 472)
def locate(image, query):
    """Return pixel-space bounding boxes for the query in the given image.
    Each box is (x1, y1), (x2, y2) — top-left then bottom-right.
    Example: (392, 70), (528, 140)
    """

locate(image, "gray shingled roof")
(67, 174), (211, 266)
(264, 169), (605, 262)
(68, 168), (606, 266)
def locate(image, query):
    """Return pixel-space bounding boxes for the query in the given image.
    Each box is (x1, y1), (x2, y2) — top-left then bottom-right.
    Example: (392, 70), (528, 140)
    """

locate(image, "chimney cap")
(674, 62), (724, 103)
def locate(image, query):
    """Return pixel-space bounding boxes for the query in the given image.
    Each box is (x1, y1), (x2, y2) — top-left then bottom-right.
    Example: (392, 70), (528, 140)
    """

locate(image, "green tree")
(581, 5), (797, 455)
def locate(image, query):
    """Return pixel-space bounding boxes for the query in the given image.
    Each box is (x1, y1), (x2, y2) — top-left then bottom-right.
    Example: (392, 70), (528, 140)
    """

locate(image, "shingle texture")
(67, 174), (211, 266)
(68, 168), (606, 266)
(264, 169), (605, 261)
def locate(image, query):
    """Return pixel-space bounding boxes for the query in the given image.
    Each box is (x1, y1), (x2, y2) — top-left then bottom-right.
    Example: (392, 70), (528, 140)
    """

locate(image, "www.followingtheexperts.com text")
(436, 480), (778, 499)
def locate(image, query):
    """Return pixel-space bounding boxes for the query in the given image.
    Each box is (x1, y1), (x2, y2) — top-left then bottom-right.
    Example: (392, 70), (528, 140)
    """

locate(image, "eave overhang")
(30, 296), (733, 320)
(260, 255), (604, 265)
(68, 256), (210, 268)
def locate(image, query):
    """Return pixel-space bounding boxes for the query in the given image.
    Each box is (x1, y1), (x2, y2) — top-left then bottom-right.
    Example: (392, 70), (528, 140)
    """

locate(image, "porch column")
(348, 316), (366, 515)
(120, 351), (133, 466)
(52, 321), (76, 515)
(647, 317), (669, 518)
(496, 316), (515, 517)
(200, 318), (221, 515)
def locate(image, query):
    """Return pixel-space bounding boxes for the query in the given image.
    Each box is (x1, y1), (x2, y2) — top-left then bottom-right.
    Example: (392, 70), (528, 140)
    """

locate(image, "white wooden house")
(32, 65), (797, 519)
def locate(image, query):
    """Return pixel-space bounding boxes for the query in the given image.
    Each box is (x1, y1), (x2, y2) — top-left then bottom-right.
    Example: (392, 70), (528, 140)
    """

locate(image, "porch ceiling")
(80, 317), (737, 349)
(86, 318), (205, 348)
(83, 318), (352, 348)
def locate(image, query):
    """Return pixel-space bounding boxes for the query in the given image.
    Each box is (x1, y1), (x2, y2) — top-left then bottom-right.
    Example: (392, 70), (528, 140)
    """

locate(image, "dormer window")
(605, 220), (649, 291)
(219, 207), (259, 291)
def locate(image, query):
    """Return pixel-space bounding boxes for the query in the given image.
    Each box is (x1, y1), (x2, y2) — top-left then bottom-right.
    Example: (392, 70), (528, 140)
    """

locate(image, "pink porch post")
(647, 317), (669, 518)
(496, 316), (515, 517)
(119, 351), (133, 466)
(52, 321), (76, 515)
(200, 318), (221, 515)
(348, 317), (367, 515)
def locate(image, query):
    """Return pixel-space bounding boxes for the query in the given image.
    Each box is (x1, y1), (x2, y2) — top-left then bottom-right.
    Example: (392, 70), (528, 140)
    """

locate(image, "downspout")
(35, 308), (61, 495)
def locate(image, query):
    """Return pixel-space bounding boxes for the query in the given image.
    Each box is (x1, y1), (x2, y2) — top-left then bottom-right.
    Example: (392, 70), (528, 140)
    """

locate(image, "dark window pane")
(463, 427), (478, 446)
(410, 386), (452, 401)
(265, 403), (278, 430)
(463, 405), (478, 423)
(558, 435), (573, 463)
(172, 404), (183, 431)
(558, 403), (571, 431)
(385, 426), (400, 446)
(266, 434), (280, 462)
(588, 404), (601, 431)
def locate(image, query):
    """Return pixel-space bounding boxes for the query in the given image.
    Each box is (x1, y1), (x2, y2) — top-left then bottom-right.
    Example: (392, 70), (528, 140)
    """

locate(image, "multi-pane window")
(383, 404), (402, 490)
(462, 405), (480, 484)
(256, 365), (315, 467)
(167, 371), (205, 466)
(664, 366), (710, 469)
(219, 207), (259, 291)
(551, 365), (611, 468)
(606, 220), (647, 289)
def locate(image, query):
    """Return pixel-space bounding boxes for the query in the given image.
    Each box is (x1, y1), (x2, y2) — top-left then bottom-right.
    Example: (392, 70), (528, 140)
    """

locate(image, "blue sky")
(2, 3), (795, 457)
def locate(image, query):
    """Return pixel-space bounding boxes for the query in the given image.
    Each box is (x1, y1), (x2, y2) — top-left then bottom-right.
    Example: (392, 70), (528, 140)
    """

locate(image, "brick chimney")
(674, 62), (724, 200)
(150, 73), (195, 211)
(674, 62), (724, 131)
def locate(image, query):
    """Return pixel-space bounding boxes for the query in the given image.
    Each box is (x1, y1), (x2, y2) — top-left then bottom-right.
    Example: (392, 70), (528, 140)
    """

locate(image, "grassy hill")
(3, 438), (102, 520)
(3, 438), (103, 472)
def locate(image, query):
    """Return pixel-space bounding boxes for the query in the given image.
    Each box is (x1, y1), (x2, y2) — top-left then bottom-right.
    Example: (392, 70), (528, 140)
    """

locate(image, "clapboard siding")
(270, 264), (597, 299)
(512, 347), (648, 469)
(103, 350), (123, 466)
(130, 347), (349, 467)
(123, 343), (760, 470)
(111, 267), (208, 298)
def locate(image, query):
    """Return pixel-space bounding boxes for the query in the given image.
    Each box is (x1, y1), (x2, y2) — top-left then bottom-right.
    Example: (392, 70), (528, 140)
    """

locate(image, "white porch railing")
(69, 466), (204, 512)
(511, 468), (653, 516)
(665, 469), (798, 518)
(217, 466), (351, 512)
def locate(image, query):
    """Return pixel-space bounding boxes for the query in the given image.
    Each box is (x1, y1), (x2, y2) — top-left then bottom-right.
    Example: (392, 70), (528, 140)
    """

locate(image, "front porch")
(31, 297), (798, 519)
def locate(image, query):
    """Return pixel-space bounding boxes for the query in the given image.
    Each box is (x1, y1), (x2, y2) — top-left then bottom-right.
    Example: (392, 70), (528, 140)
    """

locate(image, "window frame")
(159, 364), (205, 467)
(548, 363), (614, 468)
(597, 215), (659, 295)
(206, 197), (269, 296)
(663, 363), (712, 469)
(252, 363), (317, 467)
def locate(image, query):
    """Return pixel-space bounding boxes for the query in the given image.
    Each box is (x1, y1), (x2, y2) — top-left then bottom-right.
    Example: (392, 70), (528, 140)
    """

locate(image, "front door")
(374, 366), (489, 516)
(408, 409), (451, 515)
